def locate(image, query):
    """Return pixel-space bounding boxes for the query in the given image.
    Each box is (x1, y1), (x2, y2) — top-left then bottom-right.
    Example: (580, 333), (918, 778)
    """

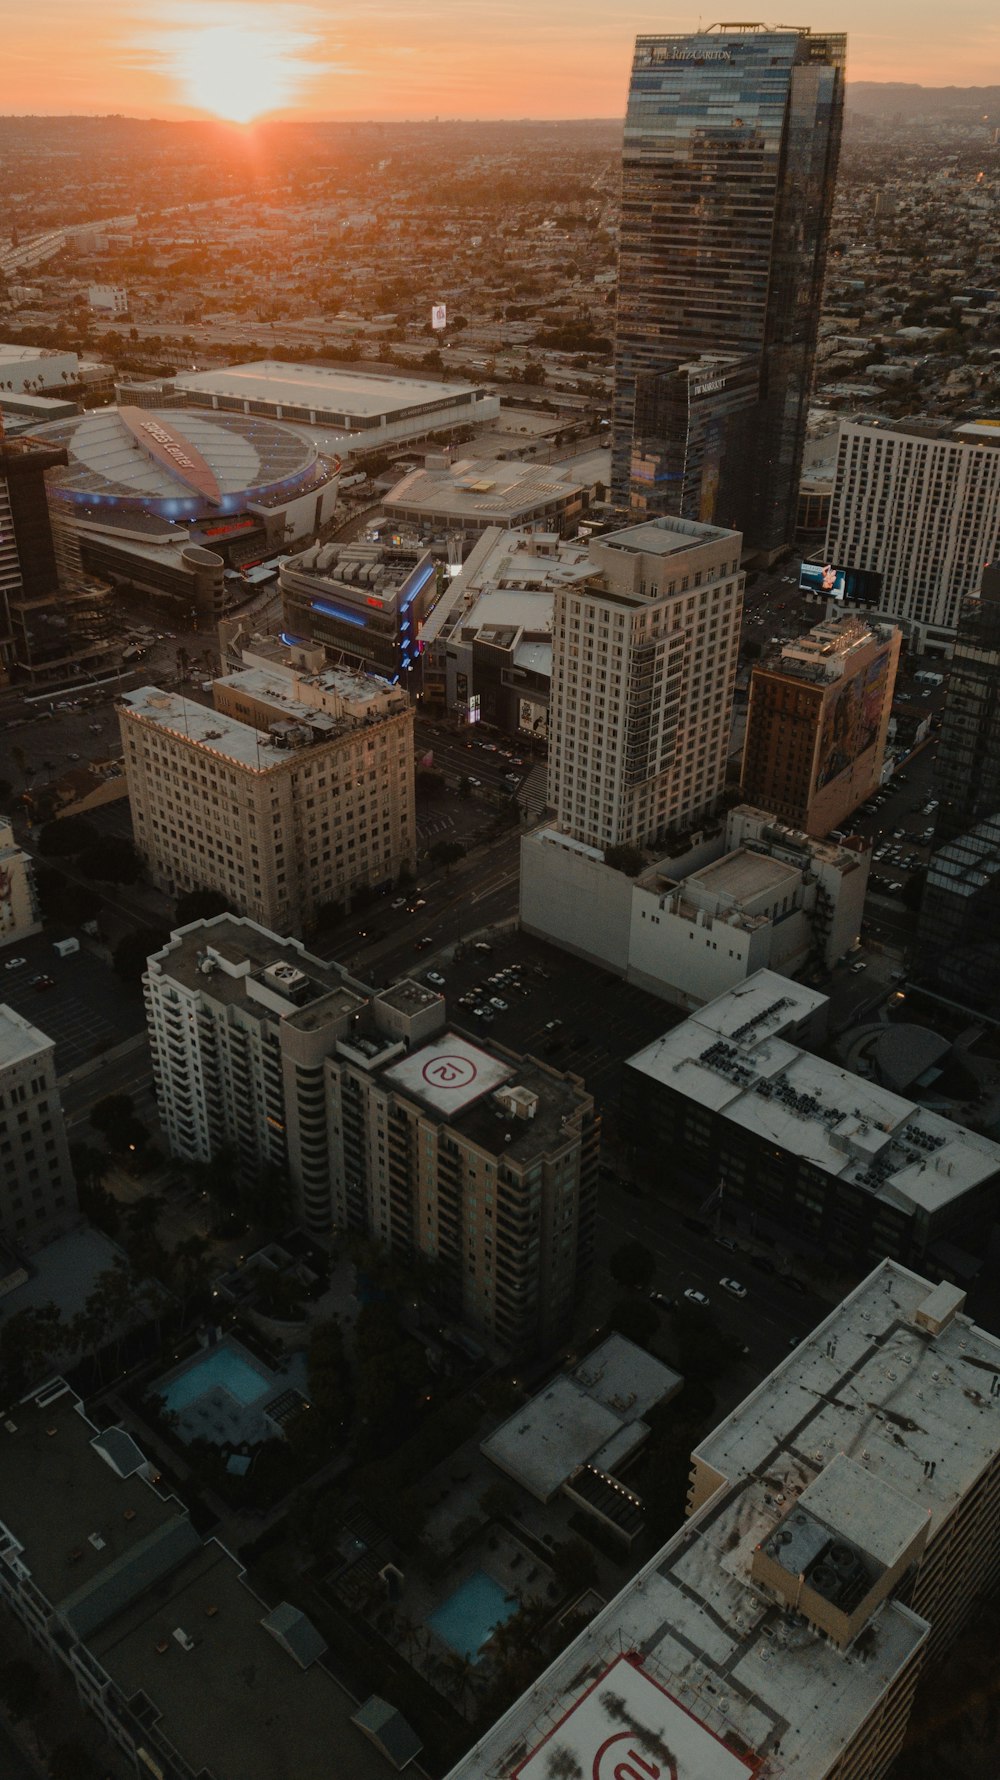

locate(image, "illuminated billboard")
(799, 562), (883, 606)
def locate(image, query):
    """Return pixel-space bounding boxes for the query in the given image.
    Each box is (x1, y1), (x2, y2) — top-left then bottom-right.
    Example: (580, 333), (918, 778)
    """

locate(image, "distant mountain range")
(848, 83), (1000, 119)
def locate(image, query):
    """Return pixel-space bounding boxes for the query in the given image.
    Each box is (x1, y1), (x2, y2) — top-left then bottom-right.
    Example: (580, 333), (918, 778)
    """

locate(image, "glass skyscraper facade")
(916, 565), (1000, 1018)
(612, 27), (845, 557)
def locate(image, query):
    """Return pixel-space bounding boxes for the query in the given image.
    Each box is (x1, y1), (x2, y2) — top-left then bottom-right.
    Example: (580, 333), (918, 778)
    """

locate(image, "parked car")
(649, 1292), (675, 1309)
(425, 971), (446, 987)
(684, 1288), (710, 1307)
(32, 974), (55, 991)
(3, 957), (26, 971)
(850, 962), (867, 974)
(719, 1277), (748, 1298)
(489, 997), (508, 1012)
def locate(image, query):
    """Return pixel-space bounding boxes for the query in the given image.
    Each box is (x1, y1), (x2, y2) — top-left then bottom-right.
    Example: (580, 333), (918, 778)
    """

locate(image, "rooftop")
(688, 849), (802, 909)
(379, 1030), (593, 1162)
(383, 457), (583, 523)
(626, 971), (1000, 1217)
(449, 1260), (998, 1779)
(597, 515), (737, 558)
(119, 684), (370, 770)
(147, 917), (367, 1020)
(172, 359), (487, 421)
(0, 1003), (53, 1071)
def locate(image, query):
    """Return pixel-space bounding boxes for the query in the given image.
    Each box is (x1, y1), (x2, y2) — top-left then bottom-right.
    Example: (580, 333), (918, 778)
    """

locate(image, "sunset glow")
(144, 6), (329, 124)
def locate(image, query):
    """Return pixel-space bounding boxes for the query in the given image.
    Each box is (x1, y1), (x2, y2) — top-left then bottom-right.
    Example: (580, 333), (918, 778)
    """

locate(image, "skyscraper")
(612, 26), (845, 557)
(916, 564), (1000, 1014)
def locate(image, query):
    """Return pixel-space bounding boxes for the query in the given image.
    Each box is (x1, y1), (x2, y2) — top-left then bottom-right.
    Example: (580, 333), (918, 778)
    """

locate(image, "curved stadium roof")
(37, 406), (337, 520)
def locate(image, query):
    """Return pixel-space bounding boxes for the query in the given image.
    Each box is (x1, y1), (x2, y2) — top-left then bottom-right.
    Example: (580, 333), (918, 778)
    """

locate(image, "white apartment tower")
(0, 1004), (76, 1248)
(146, 918), (597, 1351)
(119, 653), (415, 934)
(826, 417), (1000, 653)
(548, 517), (743, 849)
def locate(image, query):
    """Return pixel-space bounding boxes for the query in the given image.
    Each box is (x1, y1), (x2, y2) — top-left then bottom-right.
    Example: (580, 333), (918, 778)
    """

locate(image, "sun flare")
(160, 12), (324, 124)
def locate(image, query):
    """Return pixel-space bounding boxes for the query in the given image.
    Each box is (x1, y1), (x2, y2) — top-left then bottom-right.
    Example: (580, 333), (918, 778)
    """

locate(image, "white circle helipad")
(422, 1054), (478, 1091)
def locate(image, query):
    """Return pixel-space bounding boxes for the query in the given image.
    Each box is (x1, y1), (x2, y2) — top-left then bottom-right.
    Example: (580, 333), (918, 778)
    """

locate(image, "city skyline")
(3, 1), (997, 124)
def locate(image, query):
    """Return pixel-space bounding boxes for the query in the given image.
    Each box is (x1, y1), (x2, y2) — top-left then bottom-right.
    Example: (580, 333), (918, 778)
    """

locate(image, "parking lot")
(409, 930), (680, 1118)
(0, 935), (146, 1076)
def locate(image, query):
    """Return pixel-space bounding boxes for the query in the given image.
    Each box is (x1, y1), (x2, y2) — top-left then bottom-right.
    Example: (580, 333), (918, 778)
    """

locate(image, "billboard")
(431, 304), (447, 331)
(799, 561), (883, 606)
(815, 650), (890, 792)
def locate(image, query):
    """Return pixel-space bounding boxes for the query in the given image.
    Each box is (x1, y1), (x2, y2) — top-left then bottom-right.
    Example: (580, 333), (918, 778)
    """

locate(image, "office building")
(0, 1383), (416, 1780)
(146, 917), (598, 1352)
(547, 516), (744, 850)
(279, 539), (435, 681)
(741, 614), (900, 837)
(0, 1004), (76, 1249)
(825, 416), (1000, 654)
(915, 564), (1000, 1015)
(36, 405), (341, 626)
(521, 805), (868, 1006)
(0, 820), (42, 946)
(447, 1262), (1000, 1780)
(119, 655), (414, 932)
(87, 283), (128, 314)
(622, 969), (1000, 1277)
(420, 526), (593, 732)
(612, 27), (845, 557)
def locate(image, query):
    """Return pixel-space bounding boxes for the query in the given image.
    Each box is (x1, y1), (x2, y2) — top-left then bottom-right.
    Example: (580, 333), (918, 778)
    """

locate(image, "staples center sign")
(513, 1658), (755, 1780)
(118, 406), (222, 506)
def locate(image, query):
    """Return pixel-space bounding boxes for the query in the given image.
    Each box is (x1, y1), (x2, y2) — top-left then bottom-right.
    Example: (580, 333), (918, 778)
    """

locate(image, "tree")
(429, 839), (465, 873)
(604, 843), (645, 877)
(552, 1536), (598, 1594)
(606, 1296), (660, 1347)
(113, 926), (169, 984)
(38, 816), (99, 857)
(77, 834), (142, 884)
(608, 1238), (656, 1293)
(175, 887), (231, 925)
(90, 1092), (135, 1140)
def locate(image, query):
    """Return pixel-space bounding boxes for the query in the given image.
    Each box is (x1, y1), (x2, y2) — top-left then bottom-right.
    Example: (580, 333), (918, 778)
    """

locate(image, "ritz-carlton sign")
(636, 44), (736, 64)
(117, 405), (223, 506)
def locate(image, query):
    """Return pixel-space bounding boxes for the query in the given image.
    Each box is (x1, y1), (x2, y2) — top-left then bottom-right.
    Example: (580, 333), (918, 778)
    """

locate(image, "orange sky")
(3, 1), (997, 122)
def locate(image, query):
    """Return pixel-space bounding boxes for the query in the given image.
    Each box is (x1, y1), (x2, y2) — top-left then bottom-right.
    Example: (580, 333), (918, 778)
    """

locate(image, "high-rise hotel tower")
(612, 26), (845, 559)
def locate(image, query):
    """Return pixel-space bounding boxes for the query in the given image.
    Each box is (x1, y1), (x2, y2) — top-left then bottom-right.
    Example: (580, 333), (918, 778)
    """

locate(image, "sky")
(3, 0), (998, 124)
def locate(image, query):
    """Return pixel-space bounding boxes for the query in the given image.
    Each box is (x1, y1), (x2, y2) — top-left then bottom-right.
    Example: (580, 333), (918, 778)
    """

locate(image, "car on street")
(684, 1288), (710, 1307)
(720, 1277), (748, 1298)
(425, 971), (446, 987)
(32, 974), (55, 990)
(473, 942), (493, 955)
(544, 1018), (562, 1031)
(415, 936), (433, 951)
(715, 1235), (738, 1253)
(408, 898), (427, 911)
(3, 958), (26, 971)
(649, 1291), (675, 1309)
(391, 897), (407, 909)
(467, 777), (482, 787)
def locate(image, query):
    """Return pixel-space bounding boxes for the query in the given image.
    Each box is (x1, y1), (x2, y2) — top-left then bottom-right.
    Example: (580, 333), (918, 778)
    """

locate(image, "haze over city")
(4, 0), (998, 121)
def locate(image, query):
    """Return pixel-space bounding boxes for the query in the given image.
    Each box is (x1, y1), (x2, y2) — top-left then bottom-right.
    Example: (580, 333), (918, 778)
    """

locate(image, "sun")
(161, 12), (324, 124)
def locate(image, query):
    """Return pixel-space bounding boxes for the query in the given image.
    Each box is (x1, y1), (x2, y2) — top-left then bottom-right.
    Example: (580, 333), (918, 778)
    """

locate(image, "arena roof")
(35, 406), (337, 519)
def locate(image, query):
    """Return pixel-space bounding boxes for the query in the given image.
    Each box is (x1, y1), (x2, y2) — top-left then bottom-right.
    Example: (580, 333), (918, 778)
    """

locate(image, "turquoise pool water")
(157, 1342), (270, 1413)
(427, 1571), (519, 1662)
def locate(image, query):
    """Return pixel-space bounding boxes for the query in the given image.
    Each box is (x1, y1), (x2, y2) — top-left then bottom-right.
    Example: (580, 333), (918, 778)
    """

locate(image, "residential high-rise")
(446, 1263), (1000, 1780)
(741, 613), (900, 837)
(547, 516), (744, 850)
(0, 1004), (76, 1248)
(825, 417), (1000, 653)
(146, 918), (598, 1352)
(612, 26), (845, 556)
(915, 564), (1000, 1014)
(119, 652), (415, 932)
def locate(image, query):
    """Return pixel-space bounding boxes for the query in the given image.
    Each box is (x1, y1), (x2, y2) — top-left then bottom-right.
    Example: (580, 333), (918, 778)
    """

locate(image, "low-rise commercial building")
(146, 917), (598, 1352)
(0, 1003), (76, 1249)
(119, 654), (414, 932)
(447, 1263), (1000, 1780)
(741, 613), (900, 837)
(622, 968), (1000, 1275)
(0, 1382), (416, 1780)
(280, 539), (435, 680)
(382, 455), (586, 538)
(521, 805), (868, 1007)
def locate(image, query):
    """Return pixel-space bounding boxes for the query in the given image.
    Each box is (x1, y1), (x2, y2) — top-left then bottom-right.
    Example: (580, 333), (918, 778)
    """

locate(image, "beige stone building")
(548, 516), (744, 850)
(119, 655), (415, 934)
(0, 1004), (76, 1248)
(446, 1263), (1000, 1780)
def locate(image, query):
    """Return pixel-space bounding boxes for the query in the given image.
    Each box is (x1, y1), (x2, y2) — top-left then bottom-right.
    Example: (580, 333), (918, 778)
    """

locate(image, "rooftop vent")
(172, 1627), (195, 1652)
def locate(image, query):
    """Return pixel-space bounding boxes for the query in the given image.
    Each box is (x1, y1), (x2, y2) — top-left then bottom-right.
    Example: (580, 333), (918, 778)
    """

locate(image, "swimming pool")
(426, 1570), (519, 1662)
(156, 1341), (270, 1414)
